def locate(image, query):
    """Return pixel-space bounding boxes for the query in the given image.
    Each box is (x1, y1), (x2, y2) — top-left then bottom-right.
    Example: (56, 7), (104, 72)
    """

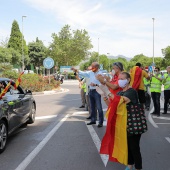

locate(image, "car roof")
(0, 77), (12, 81)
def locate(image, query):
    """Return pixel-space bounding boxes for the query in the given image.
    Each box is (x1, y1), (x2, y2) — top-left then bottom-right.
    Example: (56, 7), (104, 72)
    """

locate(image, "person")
(71, 62), (104, 127)
(97, 62), (123, 95)
(150, 67), (163, 117)
(162, 66), (170, 114)
(130, 63), (150, 106)
(100, 72), (143, 170)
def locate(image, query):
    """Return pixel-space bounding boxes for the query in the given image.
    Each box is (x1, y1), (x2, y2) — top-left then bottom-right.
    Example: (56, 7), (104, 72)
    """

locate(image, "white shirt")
(78, 70), (102, 89)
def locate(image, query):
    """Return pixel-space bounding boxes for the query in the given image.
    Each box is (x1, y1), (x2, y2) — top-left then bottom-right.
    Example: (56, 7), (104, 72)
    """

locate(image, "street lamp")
(22, 15), (27, 71)
(152, 18), (155, 65)
(98, 37), (99, 63)
(107, 53), (110, 72)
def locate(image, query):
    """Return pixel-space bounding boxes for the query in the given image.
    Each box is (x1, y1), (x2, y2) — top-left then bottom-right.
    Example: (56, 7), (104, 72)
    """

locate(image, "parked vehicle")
(54, 73), (64, 84)
(0, 78), (36, 153)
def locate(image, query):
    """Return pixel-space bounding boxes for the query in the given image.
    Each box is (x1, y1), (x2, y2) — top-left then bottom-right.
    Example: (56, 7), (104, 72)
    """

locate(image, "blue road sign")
(100, 64), (103, 70)
(148, 66), (153, 72)
(43, 57), (54, 69)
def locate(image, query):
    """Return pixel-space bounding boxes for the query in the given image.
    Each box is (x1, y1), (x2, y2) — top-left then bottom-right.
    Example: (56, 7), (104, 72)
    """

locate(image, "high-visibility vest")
(150, 74), (162, 93)
(81, 83), (86, 92)
(163, 73), (170, 90)
(143, 78), (150, 91)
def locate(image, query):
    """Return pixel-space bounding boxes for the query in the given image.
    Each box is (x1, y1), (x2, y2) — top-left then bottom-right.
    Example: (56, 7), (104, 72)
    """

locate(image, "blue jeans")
(89, 89), (103, 124)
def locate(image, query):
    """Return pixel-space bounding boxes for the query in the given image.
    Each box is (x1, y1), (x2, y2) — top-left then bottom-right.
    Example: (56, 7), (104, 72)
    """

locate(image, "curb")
(32, 88), (68, 95)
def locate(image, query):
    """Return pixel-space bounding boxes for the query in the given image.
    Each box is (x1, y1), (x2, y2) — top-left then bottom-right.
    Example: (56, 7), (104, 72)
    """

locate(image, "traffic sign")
(43, 57), (54, 69)
(100, 64), (103, 70)
(148, 66), (153, 72)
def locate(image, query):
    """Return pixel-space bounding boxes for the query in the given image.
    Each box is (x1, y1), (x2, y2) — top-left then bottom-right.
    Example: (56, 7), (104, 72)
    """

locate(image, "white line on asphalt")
(156, 123), (170, 124)
(153, 116), (170, 120)
(165, 137), (170, 143)
(35, 115), (57, 120)
(86, 122), (109, 167)
(15, 114), (69, 170)
(148, 106), (159, 128)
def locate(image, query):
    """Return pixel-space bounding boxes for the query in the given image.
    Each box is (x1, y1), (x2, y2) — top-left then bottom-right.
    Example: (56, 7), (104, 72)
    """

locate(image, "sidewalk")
(32, 88), (68, 95)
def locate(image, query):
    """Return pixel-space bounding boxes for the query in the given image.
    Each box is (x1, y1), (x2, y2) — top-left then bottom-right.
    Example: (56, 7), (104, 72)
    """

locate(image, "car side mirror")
(25, 89), (32, 95)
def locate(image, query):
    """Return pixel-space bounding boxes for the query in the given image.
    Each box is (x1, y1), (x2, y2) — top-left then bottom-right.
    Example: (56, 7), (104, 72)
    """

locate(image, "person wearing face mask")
(100, 72), (144, 170)
(96, 62), (123, 103)
(150, 67), (163, 117)
(71, 62), (104, 127)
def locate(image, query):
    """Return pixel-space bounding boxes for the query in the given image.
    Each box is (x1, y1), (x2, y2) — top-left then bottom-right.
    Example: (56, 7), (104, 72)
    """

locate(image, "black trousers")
(128, 134), (142, 169)
(164, 90), (170, 113)
(151, 92), (161, 116)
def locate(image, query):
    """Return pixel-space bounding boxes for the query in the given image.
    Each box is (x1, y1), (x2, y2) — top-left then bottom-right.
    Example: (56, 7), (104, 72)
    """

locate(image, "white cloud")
(20, 0), (170, 58)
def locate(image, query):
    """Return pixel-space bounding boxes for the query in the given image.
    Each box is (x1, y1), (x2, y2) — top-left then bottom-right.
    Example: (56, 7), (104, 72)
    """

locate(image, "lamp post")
(98, 37), (99, 63)
(107, 53), (110, 72)
(22, 16), (27, 71)
(152, 18), (155, 65)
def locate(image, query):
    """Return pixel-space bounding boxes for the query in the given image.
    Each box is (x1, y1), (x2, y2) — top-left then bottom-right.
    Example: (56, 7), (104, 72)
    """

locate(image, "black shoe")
(162, 112), (167, 114)
(98, 124), (103, 128)
(146, 107), (150, 111)
(86, 116), (91, 119)
(87, 122), (96, 125)
(157, 115), (160, 117)
(79, 105), (85, 108)
(151, 112), (156, 115)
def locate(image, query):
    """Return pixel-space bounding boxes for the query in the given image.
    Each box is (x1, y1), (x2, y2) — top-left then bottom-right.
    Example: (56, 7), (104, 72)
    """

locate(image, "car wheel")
(27, 103), (36, 124)
(0, 120), (8, 154)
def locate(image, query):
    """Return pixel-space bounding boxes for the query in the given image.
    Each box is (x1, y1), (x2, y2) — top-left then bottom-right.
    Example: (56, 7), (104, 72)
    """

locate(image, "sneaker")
(79, 105), (85, 108)
(125, 166), (135, 170)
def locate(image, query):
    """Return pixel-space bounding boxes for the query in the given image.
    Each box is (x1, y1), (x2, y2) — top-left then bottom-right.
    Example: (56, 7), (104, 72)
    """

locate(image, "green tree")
(28, 37), (47, 67)
(8, 20), (29, 66)
(162, 46), (170, 66)
(49, 25), (93, 67)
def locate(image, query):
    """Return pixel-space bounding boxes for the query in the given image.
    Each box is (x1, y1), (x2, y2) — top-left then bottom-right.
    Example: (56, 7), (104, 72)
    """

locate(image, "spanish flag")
(0, 80), (12, 99)
(130, 66), (142, 90)
(100, 95), (128, 165)
(14, 71), (24, 90)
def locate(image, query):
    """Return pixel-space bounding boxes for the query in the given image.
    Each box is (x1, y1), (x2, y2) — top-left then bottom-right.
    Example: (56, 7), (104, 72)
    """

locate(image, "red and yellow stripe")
(14, 71), (24, 89)
(130, 66), (142, 90)
(0, 80), (12, 99)
(100, 95), (128, 165)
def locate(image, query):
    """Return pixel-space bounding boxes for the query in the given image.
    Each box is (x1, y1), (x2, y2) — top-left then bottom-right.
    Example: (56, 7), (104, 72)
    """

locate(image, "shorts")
(137, 90), (146, 104)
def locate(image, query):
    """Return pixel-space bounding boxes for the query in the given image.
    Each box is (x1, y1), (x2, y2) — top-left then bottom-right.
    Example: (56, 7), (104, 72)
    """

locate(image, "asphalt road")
(0, 80), (170, 170)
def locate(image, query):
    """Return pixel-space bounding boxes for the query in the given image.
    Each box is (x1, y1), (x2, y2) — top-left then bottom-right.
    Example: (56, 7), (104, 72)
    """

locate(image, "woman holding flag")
(99, 72), (145, 170)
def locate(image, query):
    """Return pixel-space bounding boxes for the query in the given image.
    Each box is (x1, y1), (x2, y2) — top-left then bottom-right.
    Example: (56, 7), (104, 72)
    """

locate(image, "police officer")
(150, 67), (163, 117)
(162, 66), (170, 114)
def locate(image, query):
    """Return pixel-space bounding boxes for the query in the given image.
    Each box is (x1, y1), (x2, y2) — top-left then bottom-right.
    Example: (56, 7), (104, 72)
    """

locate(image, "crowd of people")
(71, 63), (170, 170)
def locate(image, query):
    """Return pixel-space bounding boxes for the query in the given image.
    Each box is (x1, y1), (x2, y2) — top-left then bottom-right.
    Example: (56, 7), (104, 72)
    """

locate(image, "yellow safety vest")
(163, 73), (170, 90)
(150, 74), (162, 93)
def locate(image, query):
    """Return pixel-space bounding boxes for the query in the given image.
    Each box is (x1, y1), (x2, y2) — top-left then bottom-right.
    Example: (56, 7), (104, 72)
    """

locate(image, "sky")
(0, 0), (170, 59)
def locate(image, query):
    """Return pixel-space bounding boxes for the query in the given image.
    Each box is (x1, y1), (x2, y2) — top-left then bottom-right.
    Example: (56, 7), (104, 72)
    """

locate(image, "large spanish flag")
(100, 95), (128, 165)
(14, 71), (24, 89)
(130, 66), (142, 90)
(0, 80), (12, 99)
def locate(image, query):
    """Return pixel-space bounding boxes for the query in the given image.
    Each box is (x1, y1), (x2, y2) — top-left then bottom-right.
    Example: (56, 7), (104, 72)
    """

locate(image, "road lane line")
(15, 114), (70, 170)
(165, 137), (170, 143)
(153, 116), (170, 120)
(35, 115), (57, 120)
(86, 123), (109, 167)
(148, 106), (159, 128)
(156, 123), (170, 124)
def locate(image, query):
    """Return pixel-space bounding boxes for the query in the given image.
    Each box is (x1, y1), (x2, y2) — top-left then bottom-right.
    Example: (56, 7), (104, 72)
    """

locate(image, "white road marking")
(165, 137), (170, 143)
(35, 115), (57, 120)
(148, 107), (159, 128)
(156, 123), (170, 125)
(15, 114), (69, 170)
(86, 122), (109, 167)
(153, 116), (170, 120)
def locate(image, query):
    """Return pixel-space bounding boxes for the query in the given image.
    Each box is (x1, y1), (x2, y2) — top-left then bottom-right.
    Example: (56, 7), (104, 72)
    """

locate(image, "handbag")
(126, 103), (148, 135)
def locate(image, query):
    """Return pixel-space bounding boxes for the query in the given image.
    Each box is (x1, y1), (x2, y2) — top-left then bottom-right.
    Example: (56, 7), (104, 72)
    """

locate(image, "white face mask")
(111, 69), (115, 76)
(118, 79), (128, 88)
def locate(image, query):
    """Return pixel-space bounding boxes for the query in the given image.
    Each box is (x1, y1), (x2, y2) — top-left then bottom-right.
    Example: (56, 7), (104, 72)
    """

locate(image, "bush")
(1, 71), (60, 92)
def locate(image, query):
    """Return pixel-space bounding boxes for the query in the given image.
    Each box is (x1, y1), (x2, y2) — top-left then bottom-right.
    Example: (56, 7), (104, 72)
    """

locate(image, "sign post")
(43, 57), (54, 84)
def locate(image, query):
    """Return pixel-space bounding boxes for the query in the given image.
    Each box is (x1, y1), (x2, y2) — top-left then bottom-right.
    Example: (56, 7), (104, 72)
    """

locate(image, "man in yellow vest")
(162, 66), (170, 114)
(150, 67), (163, 117)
